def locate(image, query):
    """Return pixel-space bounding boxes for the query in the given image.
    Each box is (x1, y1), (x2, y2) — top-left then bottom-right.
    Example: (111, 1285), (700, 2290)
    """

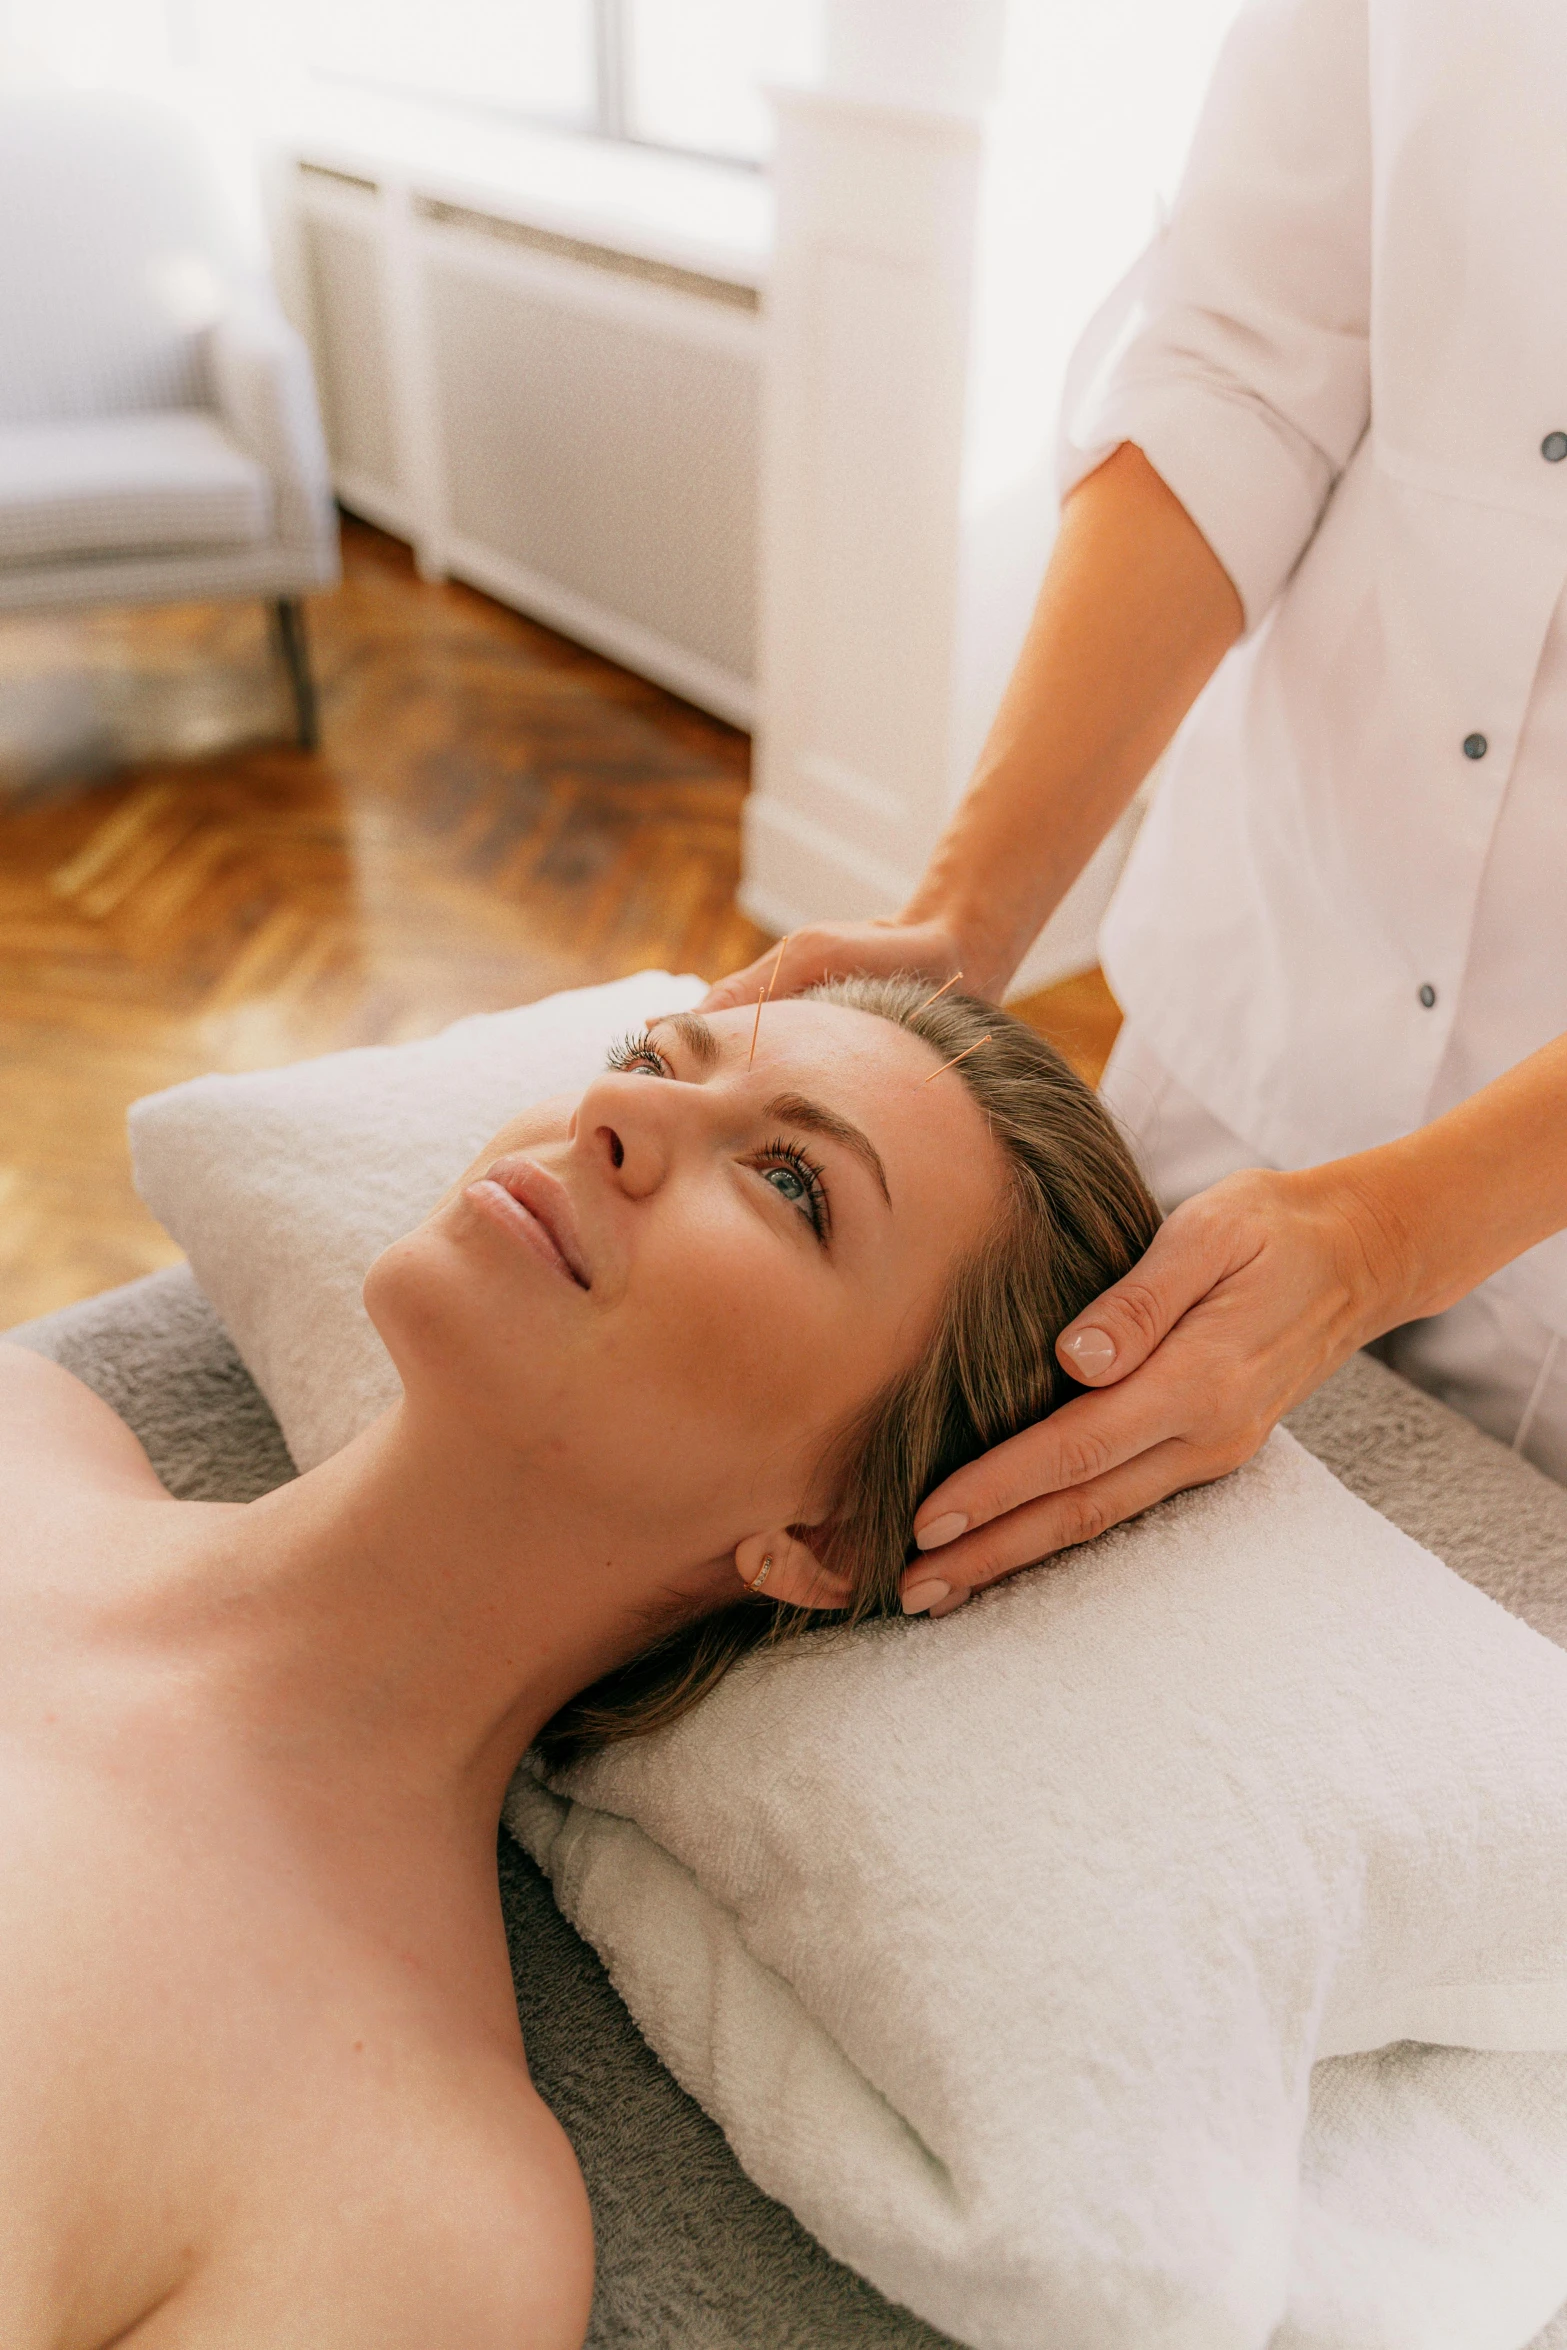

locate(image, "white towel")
(124, 971), (1567, 2349)
(510, 1433), (1567, 2350)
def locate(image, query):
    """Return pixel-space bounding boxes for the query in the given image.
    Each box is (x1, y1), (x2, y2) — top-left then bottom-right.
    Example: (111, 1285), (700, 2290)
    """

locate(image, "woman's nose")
(576, 1075), (673, 1200)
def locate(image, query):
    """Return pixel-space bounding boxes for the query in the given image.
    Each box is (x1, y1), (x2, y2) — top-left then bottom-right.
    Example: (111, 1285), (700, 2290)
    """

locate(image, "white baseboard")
(333, 468), (412, 543)
(440, 532), (754, 728)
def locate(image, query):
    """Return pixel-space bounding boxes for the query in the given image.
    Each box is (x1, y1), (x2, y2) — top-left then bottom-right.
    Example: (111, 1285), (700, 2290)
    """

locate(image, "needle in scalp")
(923, 1036), (991, 1084)
(748, 933), (791, 1071)
(917, 971), (962, 1012)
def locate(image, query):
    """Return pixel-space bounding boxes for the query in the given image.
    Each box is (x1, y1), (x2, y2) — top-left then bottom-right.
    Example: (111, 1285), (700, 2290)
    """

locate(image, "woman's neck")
(147, 1404), (715, 1826)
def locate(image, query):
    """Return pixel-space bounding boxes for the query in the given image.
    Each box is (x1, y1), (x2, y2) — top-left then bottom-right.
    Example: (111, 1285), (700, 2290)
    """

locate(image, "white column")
(744, 0), (1200, 993)
(743, 83), (985, 932)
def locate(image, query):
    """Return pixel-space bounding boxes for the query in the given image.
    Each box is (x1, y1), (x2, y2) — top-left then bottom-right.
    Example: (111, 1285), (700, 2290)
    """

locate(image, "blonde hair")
(537, 977), (1159, 1768)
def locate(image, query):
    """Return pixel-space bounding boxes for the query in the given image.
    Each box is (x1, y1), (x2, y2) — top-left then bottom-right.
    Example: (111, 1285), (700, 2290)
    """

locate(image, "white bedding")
(127, 971), (1567, 2350)
(511, 1433), (1567, 2350)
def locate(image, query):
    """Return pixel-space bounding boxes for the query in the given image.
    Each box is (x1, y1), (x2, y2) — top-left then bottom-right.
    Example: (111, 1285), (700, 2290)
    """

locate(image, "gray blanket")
(13, 1265), (1567, 2350)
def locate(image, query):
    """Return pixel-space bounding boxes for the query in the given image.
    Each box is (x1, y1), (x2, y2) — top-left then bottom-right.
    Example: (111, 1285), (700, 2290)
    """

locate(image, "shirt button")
(1542, 431), (1567, 462)
(1462, 732), (1488, 759)
(1419, 983), (1437, 1008)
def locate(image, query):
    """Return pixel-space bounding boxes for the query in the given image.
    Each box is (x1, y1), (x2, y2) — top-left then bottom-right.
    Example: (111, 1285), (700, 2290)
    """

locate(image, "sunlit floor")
(0, 518), (1121, 1327)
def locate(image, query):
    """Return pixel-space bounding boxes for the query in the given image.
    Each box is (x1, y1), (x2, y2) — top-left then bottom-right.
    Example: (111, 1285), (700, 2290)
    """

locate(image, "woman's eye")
(754, 1142), (828, 1240)
(605, 1032), (670, 1078)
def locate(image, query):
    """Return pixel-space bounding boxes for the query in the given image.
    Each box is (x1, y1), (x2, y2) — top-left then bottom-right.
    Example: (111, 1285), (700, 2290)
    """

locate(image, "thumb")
(699, 931), (803, 1013)
(1055, 1216), (1217, 1387)
(700, 956), (772, 1012)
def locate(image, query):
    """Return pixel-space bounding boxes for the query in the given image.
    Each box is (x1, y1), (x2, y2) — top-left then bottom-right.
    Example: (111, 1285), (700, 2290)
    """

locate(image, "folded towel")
(509, 1431), (1567, 2350)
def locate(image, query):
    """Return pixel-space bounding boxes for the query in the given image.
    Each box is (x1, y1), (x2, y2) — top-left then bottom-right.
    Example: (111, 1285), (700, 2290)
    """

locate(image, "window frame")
(306, 0), (770, 172)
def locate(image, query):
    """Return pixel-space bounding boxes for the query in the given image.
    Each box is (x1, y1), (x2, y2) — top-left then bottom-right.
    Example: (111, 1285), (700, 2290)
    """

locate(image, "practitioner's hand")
(900, 1165), (1406, 1614)
(700, 917), (974, 1012)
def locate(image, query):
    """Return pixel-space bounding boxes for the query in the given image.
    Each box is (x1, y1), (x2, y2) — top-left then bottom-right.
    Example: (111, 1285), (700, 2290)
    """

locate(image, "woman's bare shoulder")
(385, 2088), (594, 2350)
(0, 1342), (167, 1501)
(275, 2053), (595, 2350)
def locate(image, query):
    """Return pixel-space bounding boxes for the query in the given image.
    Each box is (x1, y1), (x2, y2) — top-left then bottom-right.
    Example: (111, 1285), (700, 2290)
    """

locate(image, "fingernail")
(901, 1579), (951, 1616)
(914, 1512), (967, 1551)
(1062, 1325), (1116, 1374)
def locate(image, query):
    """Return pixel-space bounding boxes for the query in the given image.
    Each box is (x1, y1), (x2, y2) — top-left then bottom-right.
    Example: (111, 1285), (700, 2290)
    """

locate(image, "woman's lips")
(467, 1155), (591, 1289)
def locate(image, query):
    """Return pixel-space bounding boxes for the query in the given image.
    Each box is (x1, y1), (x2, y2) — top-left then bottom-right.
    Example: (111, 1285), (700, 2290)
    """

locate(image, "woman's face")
(367, 999), (1007, 1587)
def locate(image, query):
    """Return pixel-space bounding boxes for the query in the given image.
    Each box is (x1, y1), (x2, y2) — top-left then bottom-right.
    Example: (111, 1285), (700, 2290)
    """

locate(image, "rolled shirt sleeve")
(1059, 0), (1373, 631)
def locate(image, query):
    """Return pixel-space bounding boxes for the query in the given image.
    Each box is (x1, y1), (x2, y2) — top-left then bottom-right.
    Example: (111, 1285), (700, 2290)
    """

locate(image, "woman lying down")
(0, 976), (1156, 2349)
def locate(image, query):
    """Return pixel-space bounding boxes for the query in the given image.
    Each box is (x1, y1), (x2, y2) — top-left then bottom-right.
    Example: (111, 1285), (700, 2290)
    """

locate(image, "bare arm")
(902, 443), (1244, 995)
(1353, 1030), (1567, 1322)
(703, 442), (1243, 1008)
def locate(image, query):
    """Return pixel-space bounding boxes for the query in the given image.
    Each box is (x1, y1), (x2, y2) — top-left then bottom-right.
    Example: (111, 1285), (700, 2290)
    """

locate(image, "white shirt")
(1060, 0), (1567, 1333)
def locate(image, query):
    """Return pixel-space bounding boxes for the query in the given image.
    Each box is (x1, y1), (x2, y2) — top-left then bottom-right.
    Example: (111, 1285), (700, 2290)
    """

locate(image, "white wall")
(743, 0), (1240, 992)
(0, 0), (173, 83)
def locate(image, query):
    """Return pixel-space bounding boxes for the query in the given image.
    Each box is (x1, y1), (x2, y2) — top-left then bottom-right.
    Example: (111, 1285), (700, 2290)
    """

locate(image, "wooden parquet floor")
(0, 517), (1120, 1326)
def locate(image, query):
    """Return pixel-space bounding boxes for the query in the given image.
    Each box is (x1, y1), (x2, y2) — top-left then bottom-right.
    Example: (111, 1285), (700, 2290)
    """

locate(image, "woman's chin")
(364, 1217), (555, 1403)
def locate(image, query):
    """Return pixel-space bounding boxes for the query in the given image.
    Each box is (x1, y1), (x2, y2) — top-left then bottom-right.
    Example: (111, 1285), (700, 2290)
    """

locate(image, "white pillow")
(129, 971), (704, 1468)
(127, 973), (1567, 2349)
(509, 1434), (1567, 2349)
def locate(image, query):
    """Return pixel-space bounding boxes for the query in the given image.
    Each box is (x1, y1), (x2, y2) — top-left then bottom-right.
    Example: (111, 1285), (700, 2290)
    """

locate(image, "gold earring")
(751, 1553), (774, 1591)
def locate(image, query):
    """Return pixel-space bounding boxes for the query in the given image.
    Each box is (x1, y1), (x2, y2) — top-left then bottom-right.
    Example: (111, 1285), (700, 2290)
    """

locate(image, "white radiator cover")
(281, 162), (760, 725)
(298, 198), (400, 530)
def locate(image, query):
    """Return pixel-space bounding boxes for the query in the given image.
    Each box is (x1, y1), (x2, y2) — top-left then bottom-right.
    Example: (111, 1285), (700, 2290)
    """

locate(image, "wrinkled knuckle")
(1108, 1280), (1166, 1350)
(1060, 1493), (1111, 1548)
(1054, 1430), (1112, 1487)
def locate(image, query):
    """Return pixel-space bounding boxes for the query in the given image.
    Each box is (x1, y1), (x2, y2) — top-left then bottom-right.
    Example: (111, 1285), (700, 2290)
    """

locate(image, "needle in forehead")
(748, 933), (791, 1072)
(923, 1036), (991, 1084)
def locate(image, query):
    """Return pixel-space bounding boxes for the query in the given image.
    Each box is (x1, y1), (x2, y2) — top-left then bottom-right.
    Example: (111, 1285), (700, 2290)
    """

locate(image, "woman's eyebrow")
(765, 1092), (891, 1207)
(648, 1010), (721, 1068)
(645, 1016), (891, 1205)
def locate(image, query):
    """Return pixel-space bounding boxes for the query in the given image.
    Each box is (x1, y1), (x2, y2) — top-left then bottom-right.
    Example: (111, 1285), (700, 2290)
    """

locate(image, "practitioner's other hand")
(900, 1165), (1404, 1614)
(699, 917), (971, 1012)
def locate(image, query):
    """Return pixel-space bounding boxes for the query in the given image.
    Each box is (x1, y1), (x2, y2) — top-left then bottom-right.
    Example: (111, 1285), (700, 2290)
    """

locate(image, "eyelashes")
(752, 1137), (830, 1240)
(605, 1029), (672, 1078)
(602, 1033), (831, 1242)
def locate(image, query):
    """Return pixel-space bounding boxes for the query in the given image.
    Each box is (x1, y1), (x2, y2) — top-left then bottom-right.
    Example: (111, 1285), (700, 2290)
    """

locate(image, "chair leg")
(271, 598), (319, 752)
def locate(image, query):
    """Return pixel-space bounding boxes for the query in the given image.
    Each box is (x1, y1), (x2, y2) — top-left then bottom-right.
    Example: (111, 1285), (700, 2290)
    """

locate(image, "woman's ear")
(734, 1531), (853, 1612)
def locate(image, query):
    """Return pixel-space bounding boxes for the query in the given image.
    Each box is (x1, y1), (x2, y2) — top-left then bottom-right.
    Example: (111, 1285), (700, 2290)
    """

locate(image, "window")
(165, 0), (824, 167)
(299, 0), (598, 133)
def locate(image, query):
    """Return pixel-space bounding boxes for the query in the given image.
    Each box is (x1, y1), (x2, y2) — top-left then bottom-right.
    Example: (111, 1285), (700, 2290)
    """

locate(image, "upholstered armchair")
(0, 89), (340, 747)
